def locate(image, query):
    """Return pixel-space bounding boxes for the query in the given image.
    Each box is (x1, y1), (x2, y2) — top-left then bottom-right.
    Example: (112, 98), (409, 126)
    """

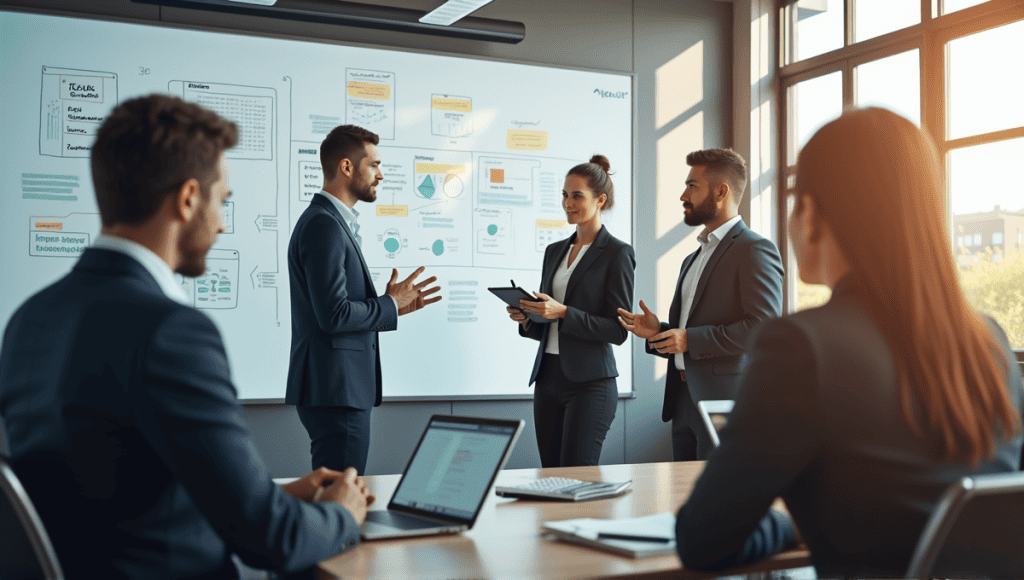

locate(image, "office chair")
(905, 471), (1024, 579)
(696, 399), (734, 448)
(0, 456), (65, 580)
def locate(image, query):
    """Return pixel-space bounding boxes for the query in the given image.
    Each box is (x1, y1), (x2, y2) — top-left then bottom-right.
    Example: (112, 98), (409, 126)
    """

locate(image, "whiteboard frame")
(0, 4), (638, 404)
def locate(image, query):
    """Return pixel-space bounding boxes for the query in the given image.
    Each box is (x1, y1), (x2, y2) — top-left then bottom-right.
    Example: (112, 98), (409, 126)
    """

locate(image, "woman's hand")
(519, 291), (568, 320)
(506, 306), (529, 327)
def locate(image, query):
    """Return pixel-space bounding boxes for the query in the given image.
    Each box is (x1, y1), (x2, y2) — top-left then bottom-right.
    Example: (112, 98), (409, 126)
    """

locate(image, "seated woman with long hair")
(675, 107), (1023, 578)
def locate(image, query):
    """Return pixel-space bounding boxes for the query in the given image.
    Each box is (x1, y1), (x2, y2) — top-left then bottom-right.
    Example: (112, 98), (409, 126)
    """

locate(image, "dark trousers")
(533, 354), (617, 468)
(295, 405), (372, 474)
(671, 381), (714, 461)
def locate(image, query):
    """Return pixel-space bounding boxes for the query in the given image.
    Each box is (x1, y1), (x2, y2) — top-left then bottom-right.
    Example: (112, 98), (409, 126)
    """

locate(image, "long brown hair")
(797, 107), (1020, 464)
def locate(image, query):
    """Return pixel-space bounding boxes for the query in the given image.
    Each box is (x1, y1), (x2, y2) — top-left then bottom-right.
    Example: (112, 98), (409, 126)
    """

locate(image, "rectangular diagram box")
(170, 81), (275, 161)
(346, 68), (395, 140)
(39, 66), (118, 158)
(477, 157), (539, 207)
(27, 212), (98, 258)
(180, 249), (240, 309)
(431, 94), (473, 138)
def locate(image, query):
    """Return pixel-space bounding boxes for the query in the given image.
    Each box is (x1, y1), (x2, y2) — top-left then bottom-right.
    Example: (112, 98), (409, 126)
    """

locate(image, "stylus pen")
(596, 532), (672, 543)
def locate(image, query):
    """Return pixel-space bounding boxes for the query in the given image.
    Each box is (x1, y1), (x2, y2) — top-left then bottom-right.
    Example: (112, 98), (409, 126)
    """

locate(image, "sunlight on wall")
(656, 112), (703, 238)
(656, 41), (703, 130)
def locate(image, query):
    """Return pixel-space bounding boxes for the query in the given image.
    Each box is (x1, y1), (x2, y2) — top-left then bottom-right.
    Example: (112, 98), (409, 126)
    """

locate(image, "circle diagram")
(382, 228), (402, 255)
(487, 224), (498, 236)
(442, 174), (464, 198)
(432, 239), (445, 256)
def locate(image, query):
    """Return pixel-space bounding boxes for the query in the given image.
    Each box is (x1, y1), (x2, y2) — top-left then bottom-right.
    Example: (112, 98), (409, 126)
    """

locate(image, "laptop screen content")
(389, 419), (517, 521)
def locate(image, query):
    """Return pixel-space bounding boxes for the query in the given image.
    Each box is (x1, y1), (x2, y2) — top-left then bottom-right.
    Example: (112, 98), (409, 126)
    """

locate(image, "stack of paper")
(542, 512), (676, 558)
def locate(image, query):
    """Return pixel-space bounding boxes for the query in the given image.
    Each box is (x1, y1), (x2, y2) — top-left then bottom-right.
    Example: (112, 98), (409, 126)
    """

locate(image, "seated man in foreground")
(0, 94), (373, 579)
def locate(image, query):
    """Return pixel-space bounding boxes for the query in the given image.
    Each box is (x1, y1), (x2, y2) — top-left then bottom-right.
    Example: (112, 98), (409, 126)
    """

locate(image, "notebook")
(360, 415), (524, 540)
(543, 512), (677, 558)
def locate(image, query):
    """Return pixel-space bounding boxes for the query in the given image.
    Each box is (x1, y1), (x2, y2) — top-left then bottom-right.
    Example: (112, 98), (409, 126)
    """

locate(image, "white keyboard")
(494, 477), (632, 501)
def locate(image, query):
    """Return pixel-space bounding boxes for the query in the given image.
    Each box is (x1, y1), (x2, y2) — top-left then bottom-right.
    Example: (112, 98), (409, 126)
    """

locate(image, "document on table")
(542, 512), (676, 558)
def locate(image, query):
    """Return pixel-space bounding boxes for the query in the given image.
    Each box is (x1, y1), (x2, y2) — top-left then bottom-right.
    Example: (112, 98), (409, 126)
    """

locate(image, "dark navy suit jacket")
(676, 276), (1024, 577)
(286, 194), (397, 408)
(520, 225), (635, 384)
(648, 220), (784, 421)
(0, 248), (360, 579)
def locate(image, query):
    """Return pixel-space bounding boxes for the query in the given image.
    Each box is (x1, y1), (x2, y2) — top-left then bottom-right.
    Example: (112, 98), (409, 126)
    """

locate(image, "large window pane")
(784, 0), (844, 64)
(949, 138), (1024, 348)
(948, 20), (1024, 139)
(854, 0), (921, 42)
(941, 0), (991, 16)
(855, 49), (921, 125)
(788, 71), (843, 165)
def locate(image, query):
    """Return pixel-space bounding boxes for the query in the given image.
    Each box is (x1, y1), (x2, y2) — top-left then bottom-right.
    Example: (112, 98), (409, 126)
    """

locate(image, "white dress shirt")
(544, 243), (591, 355)
(92, 234), (190, 304)
(315, 190), (397, 311)
(674, 215), (743, 370)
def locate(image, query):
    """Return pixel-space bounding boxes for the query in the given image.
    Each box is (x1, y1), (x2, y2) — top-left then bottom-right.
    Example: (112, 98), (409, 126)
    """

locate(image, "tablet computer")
(488, 286), (549, 323)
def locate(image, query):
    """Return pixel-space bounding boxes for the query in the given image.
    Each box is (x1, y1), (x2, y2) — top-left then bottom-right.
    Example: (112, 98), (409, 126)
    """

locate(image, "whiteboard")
(0, 10), (634, 400)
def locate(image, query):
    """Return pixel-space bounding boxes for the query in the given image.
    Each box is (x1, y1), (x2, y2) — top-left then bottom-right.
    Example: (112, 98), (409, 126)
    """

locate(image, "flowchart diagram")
(4, 9), (632, 399)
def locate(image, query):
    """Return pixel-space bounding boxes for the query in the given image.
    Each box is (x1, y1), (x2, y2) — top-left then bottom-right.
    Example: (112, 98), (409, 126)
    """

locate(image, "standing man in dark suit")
(287, 125), (440, 474)
(0, 94), (373, 579)
(619, 148), (783, 461)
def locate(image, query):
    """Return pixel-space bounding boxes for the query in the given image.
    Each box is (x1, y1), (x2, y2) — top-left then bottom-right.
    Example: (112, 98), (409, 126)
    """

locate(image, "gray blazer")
(286, 195), (397, 408)
(648, 219), (784, 421)
(520, 225), (635, 385)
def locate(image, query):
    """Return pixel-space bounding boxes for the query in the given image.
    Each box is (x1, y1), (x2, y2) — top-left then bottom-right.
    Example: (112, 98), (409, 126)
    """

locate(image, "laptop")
(360, 414), (524, 540)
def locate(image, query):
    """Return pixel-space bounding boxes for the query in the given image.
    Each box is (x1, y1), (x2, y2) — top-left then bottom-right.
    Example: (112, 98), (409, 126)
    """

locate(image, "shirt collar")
(317, 190), (359, 228)
(92, 235), (190, 303)
(698, 215), (743, 247)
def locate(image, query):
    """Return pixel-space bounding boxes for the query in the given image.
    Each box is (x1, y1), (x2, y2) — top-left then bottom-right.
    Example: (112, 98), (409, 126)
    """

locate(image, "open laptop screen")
(389, 418), (518, 522)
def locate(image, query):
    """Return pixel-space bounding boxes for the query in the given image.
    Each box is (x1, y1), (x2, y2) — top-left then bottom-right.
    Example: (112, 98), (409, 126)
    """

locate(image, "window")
(853, 0), (920, 43)
(780, 0), (1024, 347)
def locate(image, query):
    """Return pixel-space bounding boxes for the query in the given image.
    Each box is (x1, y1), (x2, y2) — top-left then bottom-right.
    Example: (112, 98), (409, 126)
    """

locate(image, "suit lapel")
(564, 226), (609, 303)
(539, 235), (570, 295)
(313, 196), (376, 295)
(688, 221), (745, 321)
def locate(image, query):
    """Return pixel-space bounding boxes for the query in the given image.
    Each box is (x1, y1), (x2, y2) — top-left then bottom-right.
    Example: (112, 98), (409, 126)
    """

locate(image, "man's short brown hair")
(686, 148), (748, 204)
(320, 125), (380, 181)
(90, 94), (237, 227)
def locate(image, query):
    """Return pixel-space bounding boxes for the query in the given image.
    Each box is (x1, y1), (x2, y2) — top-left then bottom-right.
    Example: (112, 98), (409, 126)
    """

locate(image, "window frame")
(776, 0), (1024, 355)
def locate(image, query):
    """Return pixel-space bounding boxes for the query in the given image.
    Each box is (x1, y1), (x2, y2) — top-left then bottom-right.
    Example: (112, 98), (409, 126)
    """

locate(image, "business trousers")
(533, 354), (617, 468)
(295, 405), (372, 474)
(671, 378), (715, 461)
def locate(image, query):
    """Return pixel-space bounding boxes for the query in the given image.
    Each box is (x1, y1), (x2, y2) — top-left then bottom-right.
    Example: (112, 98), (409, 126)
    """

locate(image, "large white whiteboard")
(0, 10), (633, 400)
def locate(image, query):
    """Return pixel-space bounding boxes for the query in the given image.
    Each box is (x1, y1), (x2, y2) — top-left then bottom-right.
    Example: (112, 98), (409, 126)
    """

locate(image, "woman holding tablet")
(507, 155), (635, 467)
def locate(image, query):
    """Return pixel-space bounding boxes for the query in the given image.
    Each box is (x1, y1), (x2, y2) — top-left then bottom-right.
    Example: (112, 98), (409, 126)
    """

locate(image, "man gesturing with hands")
(287, 124), (441, 474)
(618, 149), (783, 461)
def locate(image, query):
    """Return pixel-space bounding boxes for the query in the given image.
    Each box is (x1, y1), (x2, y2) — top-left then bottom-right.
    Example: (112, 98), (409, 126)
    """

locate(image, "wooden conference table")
(315, 461), (811, 579)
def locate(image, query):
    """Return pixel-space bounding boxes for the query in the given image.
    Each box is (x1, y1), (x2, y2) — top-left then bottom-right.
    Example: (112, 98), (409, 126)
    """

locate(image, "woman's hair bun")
(589, 154), (611, 174)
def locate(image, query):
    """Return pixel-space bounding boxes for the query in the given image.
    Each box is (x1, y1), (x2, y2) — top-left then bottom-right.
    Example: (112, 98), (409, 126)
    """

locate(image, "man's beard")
(353, 174), (377, 203)
(683, 192), (719, 226)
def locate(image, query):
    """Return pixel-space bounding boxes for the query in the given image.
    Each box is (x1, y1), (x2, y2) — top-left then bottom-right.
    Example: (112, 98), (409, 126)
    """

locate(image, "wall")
(0, 0), (733, 475)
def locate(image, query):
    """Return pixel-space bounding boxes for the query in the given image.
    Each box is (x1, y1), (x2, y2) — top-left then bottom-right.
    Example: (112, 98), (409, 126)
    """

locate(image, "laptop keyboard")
(365, 510), (443, 530)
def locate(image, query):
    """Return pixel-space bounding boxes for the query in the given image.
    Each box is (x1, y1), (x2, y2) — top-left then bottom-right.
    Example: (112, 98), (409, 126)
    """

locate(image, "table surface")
(314, 461), (811, 580)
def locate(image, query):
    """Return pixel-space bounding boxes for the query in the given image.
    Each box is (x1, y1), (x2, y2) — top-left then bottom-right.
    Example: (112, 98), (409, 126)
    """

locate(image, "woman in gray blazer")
(508, 155), (635, 467)
(675, 108), (1023, 577)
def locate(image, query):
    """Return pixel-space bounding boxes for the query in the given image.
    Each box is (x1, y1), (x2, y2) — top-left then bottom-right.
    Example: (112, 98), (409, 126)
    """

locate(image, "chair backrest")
(696, 399), (734, 448)
(906, 471), (1024, 579)
(0, 456), (64, 579)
